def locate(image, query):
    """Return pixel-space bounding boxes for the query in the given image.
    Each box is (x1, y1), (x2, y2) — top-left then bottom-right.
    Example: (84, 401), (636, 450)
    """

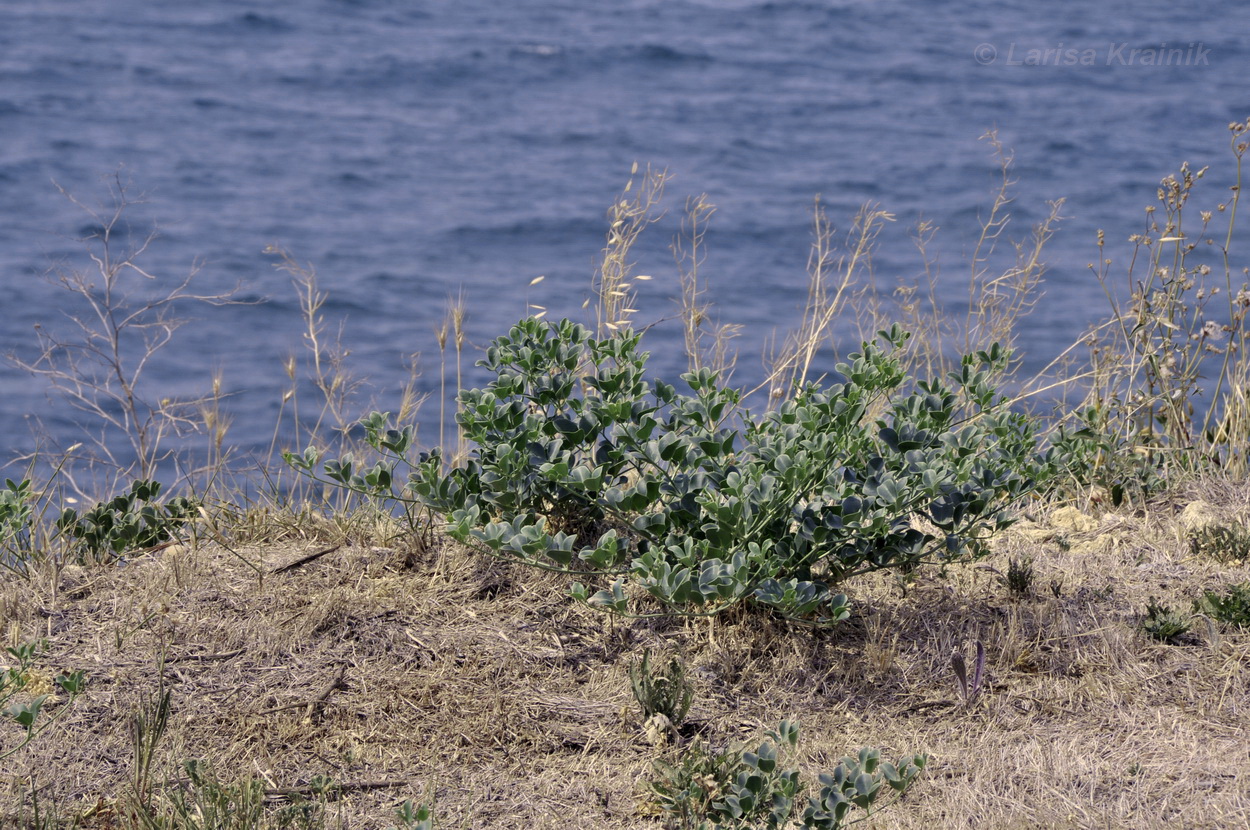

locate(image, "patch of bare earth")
(3, 478), (1250, 828)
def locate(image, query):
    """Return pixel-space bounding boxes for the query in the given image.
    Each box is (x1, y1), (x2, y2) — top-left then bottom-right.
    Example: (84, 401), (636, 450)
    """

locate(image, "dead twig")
(262, 779), (407, 804)
(252, 664), (348, 720)
(165, 649), (245, 663)
(269, 544), (342, 574)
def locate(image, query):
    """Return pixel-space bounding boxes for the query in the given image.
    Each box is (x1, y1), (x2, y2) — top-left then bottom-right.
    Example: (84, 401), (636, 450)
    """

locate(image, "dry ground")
(3, 478), (1250, 829)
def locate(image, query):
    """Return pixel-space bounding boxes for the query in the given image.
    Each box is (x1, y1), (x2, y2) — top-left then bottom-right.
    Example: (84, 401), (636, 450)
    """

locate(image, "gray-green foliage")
(128, 681), (345, 830)
(56, 478), (197, 564)
(292, 317), (1045, 623)
(1004, 556), (1034, 597)
(630, 649), (695, 730)
(133, 761), (341, 830)
(1187, 522), (1250, 564)
(0, 478), (37, 575)
(648, 720), (926, 829)
(1142, 598), (1191, 643)
(0, 640), (86, 761)
(391, 801), (435, 830)
(1044, 405), (1165, 506)
(1193, 582), (1250, 628)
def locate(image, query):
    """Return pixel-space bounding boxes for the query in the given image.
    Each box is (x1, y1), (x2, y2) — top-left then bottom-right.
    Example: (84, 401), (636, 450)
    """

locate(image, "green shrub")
(1004, 557), (1034, 597)
(0, 478), (36, 575)
(130, 761), (345, 830)
(1141, 598), (1191, 643)
(1, 640), (86, 760)
(647, 720), (925, 829)
(631, 649), (695, 737)
(1193, 582), (1250, 628)
(291, 318), (1045, 623)
(1187, 522), (1250, 565)
(1044, 405), (1164, 505)
(391, 801), (435, 830)
(56, 479), (197, 564)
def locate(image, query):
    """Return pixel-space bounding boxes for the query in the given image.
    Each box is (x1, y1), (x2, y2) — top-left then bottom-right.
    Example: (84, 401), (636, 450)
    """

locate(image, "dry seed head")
(529, 275), (545, 286)
(20, 668), (55, 698)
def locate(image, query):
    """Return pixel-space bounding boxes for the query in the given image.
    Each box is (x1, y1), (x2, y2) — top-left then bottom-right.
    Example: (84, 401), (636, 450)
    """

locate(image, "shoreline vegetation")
(2, 122), (1249, 828)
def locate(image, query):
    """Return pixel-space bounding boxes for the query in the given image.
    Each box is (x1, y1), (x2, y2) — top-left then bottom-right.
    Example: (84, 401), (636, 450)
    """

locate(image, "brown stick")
(305, 663), (349, 722)
(269, 544), (342, 574)
(166, 648), (245, 663)
(262, 779), (406, 803)
(253, 664), (348, 718)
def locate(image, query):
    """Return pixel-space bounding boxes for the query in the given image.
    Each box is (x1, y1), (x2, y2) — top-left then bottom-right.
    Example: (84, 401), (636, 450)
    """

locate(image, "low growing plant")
(391, 800), (435, 830)
(1192, 582), (1250, 628)
(1187, 521), (1250, 565)
(631, 649), (695, 743)
(56, 478), (197, 564)
(1043, 405), (1164, 505)
(1004, 557), (1034, 597)
(291, 318), (1046, 624)
(1, 640), (86, 761)
(130, 760), (344, 830)
(647, 720), (925, 829)
(1141, 598), (1191, 643)
(0, 458), (77, 577)
(0, 478), (37, 576)
(950, 640), (986, 706)
(127, 677), (346, 830)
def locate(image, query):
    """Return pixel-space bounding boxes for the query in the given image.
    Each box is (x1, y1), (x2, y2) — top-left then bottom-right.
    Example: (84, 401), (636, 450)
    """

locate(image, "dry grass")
(4, 480), (1250, 829)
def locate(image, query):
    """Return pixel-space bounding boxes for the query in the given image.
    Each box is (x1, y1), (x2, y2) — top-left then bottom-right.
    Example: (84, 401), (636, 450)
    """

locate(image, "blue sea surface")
(2, 0), (1247, 470)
